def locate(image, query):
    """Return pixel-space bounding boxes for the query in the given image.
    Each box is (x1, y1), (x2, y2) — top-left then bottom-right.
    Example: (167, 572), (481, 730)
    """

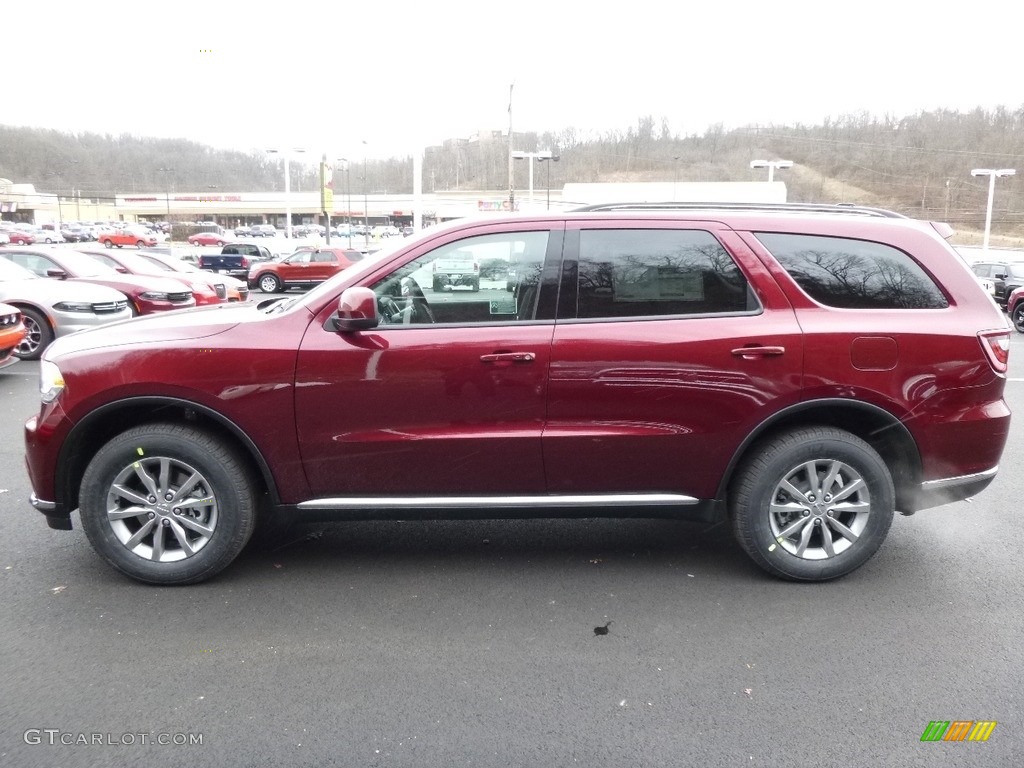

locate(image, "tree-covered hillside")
(2, 105), (1022, 242)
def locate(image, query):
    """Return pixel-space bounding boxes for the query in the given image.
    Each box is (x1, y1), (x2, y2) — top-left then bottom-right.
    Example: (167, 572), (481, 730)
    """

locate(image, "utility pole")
(507, 83), (515, 212)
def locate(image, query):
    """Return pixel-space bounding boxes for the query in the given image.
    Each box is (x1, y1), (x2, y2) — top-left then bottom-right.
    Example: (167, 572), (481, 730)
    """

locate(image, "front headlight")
(39, 360), (65, 404)
(139, 292), (170, 300)
(52, 301), (93, 312)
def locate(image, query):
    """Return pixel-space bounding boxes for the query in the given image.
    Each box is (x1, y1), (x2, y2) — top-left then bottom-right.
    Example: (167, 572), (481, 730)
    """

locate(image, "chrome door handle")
(480, 352), (536, 364)
(731, 345), (785, 359)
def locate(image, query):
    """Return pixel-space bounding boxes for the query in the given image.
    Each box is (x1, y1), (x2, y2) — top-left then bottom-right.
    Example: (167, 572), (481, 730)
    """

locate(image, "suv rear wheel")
(79, 424), (257, 585)
(730, 427), (894, 581)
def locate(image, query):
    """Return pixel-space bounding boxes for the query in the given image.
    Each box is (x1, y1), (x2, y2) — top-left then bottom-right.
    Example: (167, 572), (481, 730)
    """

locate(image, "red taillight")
(978, 330), (1011, 373)
(241, 256), (249, 268)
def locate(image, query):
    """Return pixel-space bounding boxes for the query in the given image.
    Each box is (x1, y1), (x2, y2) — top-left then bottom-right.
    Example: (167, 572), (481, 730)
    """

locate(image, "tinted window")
(576, 229), (755, 319)
(1007, 264), (1024, 278)
(756, 233), (948, 309)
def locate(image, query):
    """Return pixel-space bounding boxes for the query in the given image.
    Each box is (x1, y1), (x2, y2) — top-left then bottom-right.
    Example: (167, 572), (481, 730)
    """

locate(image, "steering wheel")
(403, 280), (436, 323)
(377, 295), (405, 324)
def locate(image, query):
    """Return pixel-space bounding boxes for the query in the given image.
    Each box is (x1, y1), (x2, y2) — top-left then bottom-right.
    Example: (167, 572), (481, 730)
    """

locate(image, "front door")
(295, 226), (559, 498)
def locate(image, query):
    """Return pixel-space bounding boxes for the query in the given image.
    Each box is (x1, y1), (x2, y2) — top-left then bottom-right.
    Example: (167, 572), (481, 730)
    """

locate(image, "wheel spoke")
(829, 477), (865, 504)
(107, 505), (150, 521)
(820, 461), (842, 497)
(795, 518), (815, 557)
(826, 516), (860, 543)
(151, 523), (166, 561)
(832, 499), (870, 515)
(775, 513), (811, 540)
(800, 461), (823, 498)
(174, 515), (213, 537)
(820, 525), (836, 557)
(111, 483), (151, 508)
(157, 458), (171, 498)
(779, 478), (807, 501)
(171, 471), (204, 502)
(175, 494), (215, 511)
(168, 520), (197, 556)
(132, 463), (159, 499)
(125, 518), (157, 549)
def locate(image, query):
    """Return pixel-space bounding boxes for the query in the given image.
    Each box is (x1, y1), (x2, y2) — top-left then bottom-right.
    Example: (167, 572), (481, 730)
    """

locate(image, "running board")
(297, 493), (698, 511)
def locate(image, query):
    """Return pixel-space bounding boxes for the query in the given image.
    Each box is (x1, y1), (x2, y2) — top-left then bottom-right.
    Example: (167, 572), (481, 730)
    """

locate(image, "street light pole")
(266, 148), (305, 239)
(512, 151), (553, 210)
(158, 166), (173, 221)
(338, 158), (353, 249)
(537, 154), (559, 210)
(362, 140), (369, 248)
(750, 159), (793, 183)
(971, 168), (1016, 254)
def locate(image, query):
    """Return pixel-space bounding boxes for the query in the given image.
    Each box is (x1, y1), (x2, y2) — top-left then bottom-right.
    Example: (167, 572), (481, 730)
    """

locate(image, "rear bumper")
(908, 466), (999, 513)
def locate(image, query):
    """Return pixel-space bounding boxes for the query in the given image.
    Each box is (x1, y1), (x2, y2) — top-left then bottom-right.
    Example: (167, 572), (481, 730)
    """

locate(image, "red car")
(0, 247), (195, 315)
(97, 229), (158, 248)
(248, 247), (364, 293)
(134, 251), (249, 303)
(1006, 285), (1024, 332)
(187, 232), (231, 247)
(77, 249), (230, 306)
(0, 301), (26, 369)
(5, 229), (36, 245)
(23, 204), (1011, 585)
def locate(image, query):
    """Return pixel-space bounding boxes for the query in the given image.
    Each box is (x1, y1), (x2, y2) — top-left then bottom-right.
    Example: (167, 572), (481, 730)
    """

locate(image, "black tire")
(1012, 302), (1024, 333)
(470, 279), (480, 292)
(257, 273), (282, 293)
(103, 239), (113, 248)
(432, 277), (444, 292)
(79, 423), (258, 585)
(136, 240), (145, 248)
(14, 306), (54, 360)
(730, 426), (894, 582)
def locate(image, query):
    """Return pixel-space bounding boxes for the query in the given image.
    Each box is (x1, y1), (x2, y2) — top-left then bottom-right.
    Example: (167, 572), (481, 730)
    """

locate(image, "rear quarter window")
(755, 233), (948, 309)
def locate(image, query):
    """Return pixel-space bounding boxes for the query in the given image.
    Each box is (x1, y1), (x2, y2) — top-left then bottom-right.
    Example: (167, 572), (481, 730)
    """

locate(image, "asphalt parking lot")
(1, 337), (1022, 767)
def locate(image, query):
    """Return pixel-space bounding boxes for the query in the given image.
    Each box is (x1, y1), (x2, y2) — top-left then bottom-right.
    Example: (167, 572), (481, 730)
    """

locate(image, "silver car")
(0, 257), (132, 360)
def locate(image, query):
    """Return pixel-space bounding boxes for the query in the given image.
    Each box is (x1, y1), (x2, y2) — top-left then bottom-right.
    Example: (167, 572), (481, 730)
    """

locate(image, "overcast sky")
(6, 0), (1021, 164)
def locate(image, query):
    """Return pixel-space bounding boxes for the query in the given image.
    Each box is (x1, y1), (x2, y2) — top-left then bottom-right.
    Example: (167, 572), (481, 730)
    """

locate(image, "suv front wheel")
(79, 424), (257, 585)
(730, 427), (895, 581)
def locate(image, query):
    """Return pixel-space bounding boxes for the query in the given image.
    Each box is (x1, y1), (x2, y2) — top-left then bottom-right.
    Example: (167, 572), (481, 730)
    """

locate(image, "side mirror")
(45, 268), (68, 279)
(334, 287), (379, 332)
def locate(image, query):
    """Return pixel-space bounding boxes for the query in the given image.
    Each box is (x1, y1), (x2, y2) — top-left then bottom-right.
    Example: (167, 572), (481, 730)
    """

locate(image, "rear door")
(543, 221), (804, 501)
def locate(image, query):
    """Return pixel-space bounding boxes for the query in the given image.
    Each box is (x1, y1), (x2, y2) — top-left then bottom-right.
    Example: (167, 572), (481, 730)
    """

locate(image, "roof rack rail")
(571, 202), (908, 218)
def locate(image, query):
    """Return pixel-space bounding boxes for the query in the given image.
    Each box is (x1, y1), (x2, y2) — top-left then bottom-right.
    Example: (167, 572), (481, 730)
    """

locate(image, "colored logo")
(921, 721), (997, 742)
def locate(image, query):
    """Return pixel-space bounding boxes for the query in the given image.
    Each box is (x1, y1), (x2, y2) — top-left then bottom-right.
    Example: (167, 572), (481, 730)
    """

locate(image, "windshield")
(60, 251), (120, 277)
(0, 258), (40, 280)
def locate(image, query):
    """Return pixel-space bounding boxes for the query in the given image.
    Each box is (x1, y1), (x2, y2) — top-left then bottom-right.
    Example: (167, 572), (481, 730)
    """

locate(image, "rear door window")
(571, 229), (757, 319)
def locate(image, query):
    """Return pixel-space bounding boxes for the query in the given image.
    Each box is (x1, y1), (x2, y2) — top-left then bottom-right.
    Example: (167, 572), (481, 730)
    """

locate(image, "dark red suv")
(24, 204), (1012, 584)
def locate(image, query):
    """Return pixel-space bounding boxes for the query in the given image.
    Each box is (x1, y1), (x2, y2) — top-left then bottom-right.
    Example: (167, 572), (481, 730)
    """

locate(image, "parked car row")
(0, 245), (250, 361)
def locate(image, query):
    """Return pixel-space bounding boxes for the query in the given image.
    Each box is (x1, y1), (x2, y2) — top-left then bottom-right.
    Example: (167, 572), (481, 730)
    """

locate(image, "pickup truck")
(197, 243), (273, 279)
(431, 249), (480, 291)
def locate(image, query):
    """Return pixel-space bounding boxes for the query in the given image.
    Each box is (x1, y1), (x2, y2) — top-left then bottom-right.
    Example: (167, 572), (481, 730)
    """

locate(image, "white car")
(0, 257), (133, 360)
